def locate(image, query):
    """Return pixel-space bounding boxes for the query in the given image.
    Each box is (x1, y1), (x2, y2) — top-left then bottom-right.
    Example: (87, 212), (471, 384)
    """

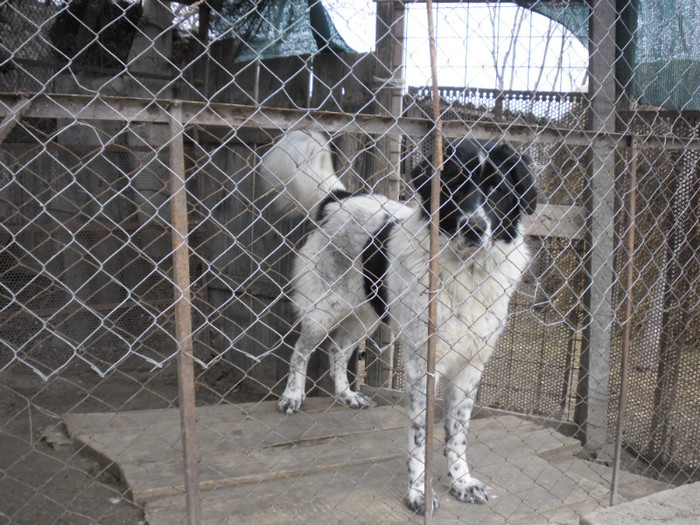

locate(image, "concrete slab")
(580, 481), (700, 525)
(550, 454), (670, 503)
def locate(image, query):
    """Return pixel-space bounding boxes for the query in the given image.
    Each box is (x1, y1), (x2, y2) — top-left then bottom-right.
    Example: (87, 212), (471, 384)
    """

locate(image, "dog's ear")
(492, 144), (538, 215)
(409, 160), (434, 207)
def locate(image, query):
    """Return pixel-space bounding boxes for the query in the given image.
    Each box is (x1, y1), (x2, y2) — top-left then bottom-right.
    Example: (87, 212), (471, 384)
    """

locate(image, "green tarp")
(519, 0), (700, 111)
(213, 0), (353, 62)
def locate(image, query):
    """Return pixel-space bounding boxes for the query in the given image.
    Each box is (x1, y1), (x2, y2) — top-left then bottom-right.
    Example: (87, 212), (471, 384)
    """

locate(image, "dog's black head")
(410, 140), (538, 250)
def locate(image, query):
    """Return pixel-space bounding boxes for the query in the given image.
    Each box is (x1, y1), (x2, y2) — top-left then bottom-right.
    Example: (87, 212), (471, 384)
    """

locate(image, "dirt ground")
(0, 360), (260, 525)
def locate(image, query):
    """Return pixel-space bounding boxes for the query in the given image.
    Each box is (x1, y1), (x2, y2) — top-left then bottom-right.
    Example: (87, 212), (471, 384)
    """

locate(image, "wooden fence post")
(365, 0), (407, 390)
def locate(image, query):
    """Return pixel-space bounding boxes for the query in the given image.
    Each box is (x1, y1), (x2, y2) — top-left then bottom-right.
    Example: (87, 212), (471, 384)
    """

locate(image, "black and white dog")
(260, 130), (537, 514)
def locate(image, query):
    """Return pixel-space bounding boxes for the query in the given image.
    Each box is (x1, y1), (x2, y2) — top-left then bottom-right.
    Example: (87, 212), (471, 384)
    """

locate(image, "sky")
(324, 1), (588, 93)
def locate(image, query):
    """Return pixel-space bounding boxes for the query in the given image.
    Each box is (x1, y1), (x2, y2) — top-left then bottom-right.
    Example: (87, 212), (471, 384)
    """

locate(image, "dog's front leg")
(444, 364), (488, 504)
(404, 358), (438, 515)
(277, 350), (310, 414)
(278, 324), (324, 414)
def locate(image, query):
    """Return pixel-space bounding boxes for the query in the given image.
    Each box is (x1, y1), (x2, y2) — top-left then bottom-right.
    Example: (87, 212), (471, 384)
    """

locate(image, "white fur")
(263, 130), (532, 515)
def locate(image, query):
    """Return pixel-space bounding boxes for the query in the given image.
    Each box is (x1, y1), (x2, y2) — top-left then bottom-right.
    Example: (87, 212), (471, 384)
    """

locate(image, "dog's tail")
(259, 130), (346, 218)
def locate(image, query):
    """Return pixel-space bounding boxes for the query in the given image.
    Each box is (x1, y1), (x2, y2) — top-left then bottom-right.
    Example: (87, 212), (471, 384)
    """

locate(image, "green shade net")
(632, 0), (700, 111)
(517, 0), (700, 111)
(213, 0), (354, 62)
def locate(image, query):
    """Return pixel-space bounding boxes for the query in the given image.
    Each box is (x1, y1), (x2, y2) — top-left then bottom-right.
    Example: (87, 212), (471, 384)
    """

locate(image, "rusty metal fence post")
(423, 1), (443, 522)
(168, 101), (202, 525)
(611, 136), (638, 505)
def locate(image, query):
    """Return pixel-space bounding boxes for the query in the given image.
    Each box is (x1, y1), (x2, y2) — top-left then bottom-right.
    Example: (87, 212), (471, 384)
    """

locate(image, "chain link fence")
(1, 0), (698, 523)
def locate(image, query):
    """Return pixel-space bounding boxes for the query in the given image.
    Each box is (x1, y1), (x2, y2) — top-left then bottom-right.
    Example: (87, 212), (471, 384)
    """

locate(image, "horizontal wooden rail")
(2, 93), (698, 151)
(5, 92), (697, 151)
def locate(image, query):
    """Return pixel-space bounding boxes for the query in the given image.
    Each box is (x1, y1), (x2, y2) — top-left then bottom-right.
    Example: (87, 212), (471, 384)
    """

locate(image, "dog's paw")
(450, 478), (489, 505)
(336, 390), (372, 410)
(406, 488), (438, 516)
(277, 395), (303, 414)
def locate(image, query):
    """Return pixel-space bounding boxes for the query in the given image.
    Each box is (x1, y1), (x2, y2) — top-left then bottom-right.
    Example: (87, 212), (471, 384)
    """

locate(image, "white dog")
(260, 130), (537, 514)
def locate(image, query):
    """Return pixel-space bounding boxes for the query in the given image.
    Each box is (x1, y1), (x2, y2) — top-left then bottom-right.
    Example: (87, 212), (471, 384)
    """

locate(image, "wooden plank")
(363, 0), (407, 391)
(127, 426), (406, 504)
(65, 401), (669, 523)
(361, 385), (582, 437)
(143, 431), (662, 525)
(146, 459), (419, 525)
(64, 397), (337, 435)
(3, 92), (700, 150)
(0, 93), (646, 148)
(550, 455), (670, 503)
(64, 397), (398, 442)
(0, 97), (31, 143)
(65, 401), (584, 506)
(65, 401), (407, 503)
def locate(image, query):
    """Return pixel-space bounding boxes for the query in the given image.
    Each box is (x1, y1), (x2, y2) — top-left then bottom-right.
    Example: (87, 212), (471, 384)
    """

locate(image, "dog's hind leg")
(444, 364), (488, 504)
(277, 319), (327, 414)
(327, 315), (377, 409)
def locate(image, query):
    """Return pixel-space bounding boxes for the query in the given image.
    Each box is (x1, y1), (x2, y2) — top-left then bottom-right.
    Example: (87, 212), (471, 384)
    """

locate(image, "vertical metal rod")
(169, 102), (202, 525)
(254, 59), (261, 104)
(611, 138), (637, 506)
(424, 0), (442, 522)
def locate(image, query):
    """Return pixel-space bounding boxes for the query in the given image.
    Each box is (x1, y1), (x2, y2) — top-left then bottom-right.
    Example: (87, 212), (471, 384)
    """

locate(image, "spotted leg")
(444, 364), (488, 504)
(404, 357), (438, 515)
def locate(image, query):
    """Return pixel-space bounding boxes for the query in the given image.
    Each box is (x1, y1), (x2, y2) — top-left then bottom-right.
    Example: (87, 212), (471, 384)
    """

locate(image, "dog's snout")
(457, 211), (492, 248)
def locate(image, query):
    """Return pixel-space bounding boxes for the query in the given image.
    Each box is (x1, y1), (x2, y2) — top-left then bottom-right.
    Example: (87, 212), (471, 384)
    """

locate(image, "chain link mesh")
(1, 1), (698, 523)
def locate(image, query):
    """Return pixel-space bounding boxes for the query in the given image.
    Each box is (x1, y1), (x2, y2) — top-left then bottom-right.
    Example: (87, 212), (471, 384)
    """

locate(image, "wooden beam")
(168, 102), (202, 525)
(1, 93), (699, 151)
(360, 385), (581, 438)
(373, 0), (406, 197)
(365, 0), (408, 392)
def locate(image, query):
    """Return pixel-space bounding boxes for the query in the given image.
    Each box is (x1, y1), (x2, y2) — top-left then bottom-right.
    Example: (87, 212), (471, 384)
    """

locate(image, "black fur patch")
(361, 218), (394, 320)
(315, 189), (356, 222)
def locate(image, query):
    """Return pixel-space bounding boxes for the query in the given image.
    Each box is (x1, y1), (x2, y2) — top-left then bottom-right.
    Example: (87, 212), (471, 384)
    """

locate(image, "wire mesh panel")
(608, 111), (700, 480)
(0, 134), (180, 376)
(0, 1), (699, 524)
